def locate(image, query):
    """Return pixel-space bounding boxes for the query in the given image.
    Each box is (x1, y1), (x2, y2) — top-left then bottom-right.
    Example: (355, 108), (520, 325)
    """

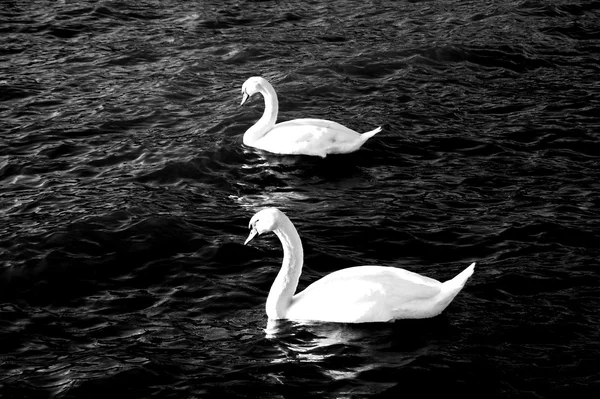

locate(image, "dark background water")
(1, 0), (599, 397)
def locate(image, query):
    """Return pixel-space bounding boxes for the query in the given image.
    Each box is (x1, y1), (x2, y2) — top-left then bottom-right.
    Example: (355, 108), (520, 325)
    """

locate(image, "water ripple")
(1, 0), (599, 398)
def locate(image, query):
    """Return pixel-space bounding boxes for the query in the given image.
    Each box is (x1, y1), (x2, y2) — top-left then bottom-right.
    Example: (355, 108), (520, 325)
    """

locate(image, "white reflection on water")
(265, 319), (379, 381)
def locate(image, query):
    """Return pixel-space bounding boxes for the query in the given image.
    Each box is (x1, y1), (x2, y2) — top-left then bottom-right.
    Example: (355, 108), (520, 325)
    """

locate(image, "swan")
(240, 76), (381, 157)
(244, 208), (475, 323)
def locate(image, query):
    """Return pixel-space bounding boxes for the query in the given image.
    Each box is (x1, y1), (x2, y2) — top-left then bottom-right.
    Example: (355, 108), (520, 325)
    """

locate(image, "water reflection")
(265, 319), (377, 381)
(264, 317), (455, 383)
(230, 191), (309, 211)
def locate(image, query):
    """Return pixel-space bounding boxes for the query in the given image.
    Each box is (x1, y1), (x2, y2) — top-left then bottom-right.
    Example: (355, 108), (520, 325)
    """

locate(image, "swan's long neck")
(243, 82), (278, 145)
(266, 216), (303, 319)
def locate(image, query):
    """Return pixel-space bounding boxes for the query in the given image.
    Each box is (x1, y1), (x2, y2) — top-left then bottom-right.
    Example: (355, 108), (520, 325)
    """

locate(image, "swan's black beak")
(244, 227), (258, 245)
(240, 92), (249, 106)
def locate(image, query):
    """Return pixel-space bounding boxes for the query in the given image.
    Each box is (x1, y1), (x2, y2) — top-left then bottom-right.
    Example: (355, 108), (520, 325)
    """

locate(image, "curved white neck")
(243, 82), (279, 145)
(266, 216), (303, 319)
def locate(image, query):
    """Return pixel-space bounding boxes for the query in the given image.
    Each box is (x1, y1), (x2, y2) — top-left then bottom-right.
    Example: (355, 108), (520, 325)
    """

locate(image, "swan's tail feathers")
(361, 126), (382, 140)
(430, 262), (474, 317)
(444, 262), (475, 292)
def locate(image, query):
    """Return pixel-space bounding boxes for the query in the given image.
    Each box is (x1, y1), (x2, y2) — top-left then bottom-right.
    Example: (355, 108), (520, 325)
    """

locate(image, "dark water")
(1, 0), (599, 397)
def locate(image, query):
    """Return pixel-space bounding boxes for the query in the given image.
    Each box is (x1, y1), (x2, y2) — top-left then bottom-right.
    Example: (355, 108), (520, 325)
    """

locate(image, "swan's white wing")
(287, 266), (442, 322)
(275, 118), (359, 134)
(300, 266), (442, 300)
(254, 119), (363, 156)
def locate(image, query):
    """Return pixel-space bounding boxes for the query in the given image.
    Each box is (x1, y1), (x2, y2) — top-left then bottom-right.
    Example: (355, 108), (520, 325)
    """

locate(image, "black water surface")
(1, 0), (599, 397)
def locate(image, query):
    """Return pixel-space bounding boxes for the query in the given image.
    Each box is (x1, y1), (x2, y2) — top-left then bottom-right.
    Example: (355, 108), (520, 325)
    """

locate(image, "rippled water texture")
(1, 0), (599, 397)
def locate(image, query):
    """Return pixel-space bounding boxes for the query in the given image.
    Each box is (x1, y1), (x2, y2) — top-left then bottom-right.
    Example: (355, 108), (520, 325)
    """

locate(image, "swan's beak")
(244, 228), (258, 245)
(240, 93), (249, 106)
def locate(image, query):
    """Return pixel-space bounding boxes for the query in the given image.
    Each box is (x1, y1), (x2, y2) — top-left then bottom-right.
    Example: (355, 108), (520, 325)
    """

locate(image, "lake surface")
(1, 0), (599, 397)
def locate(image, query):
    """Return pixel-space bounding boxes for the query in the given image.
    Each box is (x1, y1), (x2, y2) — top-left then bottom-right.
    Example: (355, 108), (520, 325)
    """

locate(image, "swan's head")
(244, 207), (283, 245)
(240, 76), (269, 106)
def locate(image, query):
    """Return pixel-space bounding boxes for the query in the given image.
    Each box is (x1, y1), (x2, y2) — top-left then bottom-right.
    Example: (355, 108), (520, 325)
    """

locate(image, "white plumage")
(240, 77), (381, 157)
(245, 208), (475, 323)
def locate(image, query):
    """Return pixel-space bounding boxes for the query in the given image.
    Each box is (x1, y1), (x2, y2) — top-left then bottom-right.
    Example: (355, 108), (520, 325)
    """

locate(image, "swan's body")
(245, 208), (475, 323)
(240, 77), (381, 157)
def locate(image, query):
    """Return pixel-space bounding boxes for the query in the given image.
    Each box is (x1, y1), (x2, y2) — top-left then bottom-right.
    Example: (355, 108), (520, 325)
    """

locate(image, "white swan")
(244, 208), (475, 323)
(240, 76), (381, 157)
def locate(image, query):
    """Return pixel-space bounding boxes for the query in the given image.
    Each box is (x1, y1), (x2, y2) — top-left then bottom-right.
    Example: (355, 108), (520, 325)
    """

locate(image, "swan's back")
(286, 266), (444, 323)
(255, 119), (379, 157)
